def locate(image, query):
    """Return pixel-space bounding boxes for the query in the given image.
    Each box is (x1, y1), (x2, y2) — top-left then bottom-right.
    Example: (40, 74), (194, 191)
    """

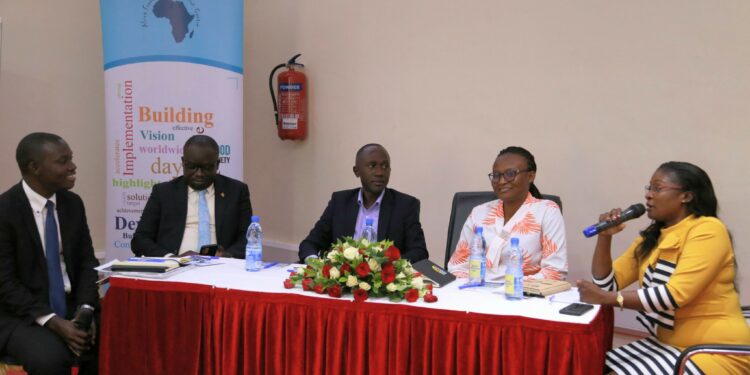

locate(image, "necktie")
(45, 200), (67, 317)
(198, 190), (210, 249)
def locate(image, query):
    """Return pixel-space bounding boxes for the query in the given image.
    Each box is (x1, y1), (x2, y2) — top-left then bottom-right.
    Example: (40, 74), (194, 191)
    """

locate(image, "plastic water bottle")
(245, 215), (262, 271)
(468, 226), (485, 284)
(361, 217), (376, 243)
(505, 237), (524, 300)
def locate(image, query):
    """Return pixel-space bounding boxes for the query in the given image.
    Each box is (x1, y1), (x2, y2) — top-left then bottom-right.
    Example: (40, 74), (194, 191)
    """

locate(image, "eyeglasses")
(644, 184), (683, 193)
(487, 169), (530, 183)
(183, 160), (219, 173)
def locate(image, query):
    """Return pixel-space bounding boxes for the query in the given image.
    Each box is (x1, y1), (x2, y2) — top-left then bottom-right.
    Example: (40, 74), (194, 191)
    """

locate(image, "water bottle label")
(505, 274), (515, 295)
(469, 259), (482, 279)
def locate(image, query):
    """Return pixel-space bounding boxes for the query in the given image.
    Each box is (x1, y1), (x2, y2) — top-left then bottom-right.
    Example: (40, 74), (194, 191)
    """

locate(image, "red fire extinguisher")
(269, 54), (307, 140)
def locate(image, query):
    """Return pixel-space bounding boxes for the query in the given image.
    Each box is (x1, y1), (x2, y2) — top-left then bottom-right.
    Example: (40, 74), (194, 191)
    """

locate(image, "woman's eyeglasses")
(644, 184), (683, 193)
(488, 169), (530, 183)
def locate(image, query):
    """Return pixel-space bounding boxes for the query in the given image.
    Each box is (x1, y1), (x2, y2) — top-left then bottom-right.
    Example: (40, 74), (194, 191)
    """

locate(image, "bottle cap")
(510, 237), (519, 246)
(251, 215), (260, 223)
(365, 217), (373, 226)
(475, 226), (483, 234)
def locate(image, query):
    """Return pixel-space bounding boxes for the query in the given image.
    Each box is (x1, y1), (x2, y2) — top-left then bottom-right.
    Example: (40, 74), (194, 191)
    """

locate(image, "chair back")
(443, 191), (562, 269)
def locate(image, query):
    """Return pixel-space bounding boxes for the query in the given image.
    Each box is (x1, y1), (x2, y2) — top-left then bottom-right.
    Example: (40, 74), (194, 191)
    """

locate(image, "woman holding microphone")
(577, 161), (749, 374)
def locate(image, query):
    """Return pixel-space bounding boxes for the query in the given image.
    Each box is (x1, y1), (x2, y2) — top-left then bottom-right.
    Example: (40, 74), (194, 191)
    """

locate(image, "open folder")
(110, 257), (188, 273)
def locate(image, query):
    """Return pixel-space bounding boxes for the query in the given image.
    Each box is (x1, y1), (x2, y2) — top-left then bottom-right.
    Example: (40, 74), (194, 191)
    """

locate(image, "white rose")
(358, 282), (371, 291)
(327, 251), (338, 262)
(361, 239), (371, 246)
(343, 247), (359, 260)
(346, 275), (359, 287)
(329, 267), (340, 279)
(368, 259), (381, 272)
(403, 266), (414, 275)
(396, 272), (406, 280)
(386, 283), (397, 292)
(411, 277), (424, 289)
(372, 246), (383, 253)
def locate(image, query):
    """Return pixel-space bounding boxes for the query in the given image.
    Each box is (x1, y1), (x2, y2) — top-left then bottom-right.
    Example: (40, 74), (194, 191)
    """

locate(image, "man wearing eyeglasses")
(299, 143), (429, 263)
(131, 135), (252, 258)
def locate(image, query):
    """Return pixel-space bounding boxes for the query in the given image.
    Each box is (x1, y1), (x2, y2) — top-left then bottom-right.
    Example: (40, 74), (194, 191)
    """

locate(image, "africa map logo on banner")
(142, 0), (201, 43)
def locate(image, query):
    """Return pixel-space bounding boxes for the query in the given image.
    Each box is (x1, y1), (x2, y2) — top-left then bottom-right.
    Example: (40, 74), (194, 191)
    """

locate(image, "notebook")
(412, 259), (456, 288)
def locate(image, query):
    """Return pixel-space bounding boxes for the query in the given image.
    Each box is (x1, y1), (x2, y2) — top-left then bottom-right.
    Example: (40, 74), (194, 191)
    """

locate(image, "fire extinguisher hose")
(268, 62), (287, 126)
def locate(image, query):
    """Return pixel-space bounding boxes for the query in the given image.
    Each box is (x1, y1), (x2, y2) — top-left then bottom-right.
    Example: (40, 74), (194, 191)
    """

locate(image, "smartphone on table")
(559, 303), (594, 316)
(199, 244), (219, 256)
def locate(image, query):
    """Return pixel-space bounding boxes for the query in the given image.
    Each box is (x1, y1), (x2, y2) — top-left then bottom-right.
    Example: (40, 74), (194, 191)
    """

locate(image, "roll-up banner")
(100, 0), (244, 261)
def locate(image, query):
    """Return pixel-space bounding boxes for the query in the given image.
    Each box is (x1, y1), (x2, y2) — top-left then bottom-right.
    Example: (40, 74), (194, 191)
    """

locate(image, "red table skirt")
(100, 278), (613, 375)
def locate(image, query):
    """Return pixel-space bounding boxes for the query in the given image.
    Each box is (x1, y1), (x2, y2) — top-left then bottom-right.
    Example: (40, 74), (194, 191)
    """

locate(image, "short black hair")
(184, 135), (219, 153)
(355, 143), (387, 163)
(16, 132), (64, 174)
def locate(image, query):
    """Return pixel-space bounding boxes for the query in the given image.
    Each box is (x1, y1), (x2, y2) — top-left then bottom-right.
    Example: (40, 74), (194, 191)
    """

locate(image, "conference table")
(99, 259), (613, 375)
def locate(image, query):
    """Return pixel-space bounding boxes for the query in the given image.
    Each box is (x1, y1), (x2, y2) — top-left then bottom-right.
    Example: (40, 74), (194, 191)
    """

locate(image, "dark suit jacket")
(0, 183), (100, 351)
(131, 174), (252, 258)
(299, 188), (429, 263)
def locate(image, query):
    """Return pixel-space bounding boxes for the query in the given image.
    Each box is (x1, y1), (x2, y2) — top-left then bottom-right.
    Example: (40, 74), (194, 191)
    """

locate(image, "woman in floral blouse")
(448, 146), (568, 281)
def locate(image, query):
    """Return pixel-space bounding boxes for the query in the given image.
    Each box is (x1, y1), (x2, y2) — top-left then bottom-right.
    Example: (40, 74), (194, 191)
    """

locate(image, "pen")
(458, 281), (485, 290)
(263, 261), (279, 269)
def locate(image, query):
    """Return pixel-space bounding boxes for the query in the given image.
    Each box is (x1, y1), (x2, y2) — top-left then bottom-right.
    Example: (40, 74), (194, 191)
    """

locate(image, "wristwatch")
(616, 292), (624, 311)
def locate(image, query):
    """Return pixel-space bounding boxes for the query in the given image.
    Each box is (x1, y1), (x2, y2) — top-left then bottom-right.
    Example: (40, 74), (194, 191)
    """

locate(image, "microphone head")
(74, 308), (94, 330)
(626, 203), (646, 218)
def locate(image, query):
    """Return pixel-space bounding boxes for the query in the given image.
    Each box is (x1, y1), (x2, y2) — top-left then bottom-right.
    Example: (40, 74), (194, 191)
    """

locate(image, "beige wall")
(2, 1), (749, 330)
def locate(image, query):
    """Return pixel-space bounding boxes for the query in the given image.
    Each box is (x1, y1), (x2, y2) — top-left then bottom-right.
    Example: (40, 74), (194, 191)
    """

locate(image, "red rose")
(314, 284), (325, 294)
(359, 248), (366, 255)
(423, 294), (438, 303)
(322, 264), (332, 278)
(384, 246), (401, 261)
(381, 262), (396, 284)
(356, 262), (371, 278)
(302, 278), (314, 291)
(340, 263), (352, 274)
(405, 288), (419, 303)
(328, 284), (342, 298)
(289, 271), (297, 277)
(283, 279), (295, 289)
(353, 288), (369, 302)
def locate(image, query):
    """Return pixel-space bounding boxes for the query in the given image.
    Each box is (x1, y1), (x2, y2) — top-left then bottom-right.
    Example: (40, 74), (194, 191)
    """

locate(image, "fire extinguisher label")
(280, 83), (303, 91)
(281, 115), (299, 130)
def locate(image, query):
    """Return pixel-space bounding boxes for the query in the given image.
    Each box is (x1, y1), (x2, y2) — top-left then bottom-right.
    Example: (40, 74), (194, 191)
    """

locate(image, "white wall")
(1, 1), (749, 332)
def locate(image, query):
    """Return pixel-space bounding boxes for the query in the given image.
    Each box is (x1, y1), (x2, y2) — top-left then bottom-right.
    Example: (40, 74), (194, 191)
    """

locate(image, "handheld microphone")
(73, 307), (94, 331)
(582, 203), (646, 238)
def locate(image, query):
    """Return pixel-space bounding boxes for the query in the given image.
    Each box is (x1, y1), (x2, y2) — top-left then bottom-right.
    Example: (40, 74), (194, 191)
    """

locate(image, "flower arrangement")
(283, 237), (438, 303)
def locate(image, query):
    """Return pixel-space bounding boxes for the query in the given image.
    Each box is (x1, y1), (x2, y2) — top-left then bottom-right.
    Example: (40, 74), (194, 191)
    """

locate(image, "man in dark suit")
(131, 135), (252, 258)
(299, 144), (429, 263)
(0, 133), (99, 375)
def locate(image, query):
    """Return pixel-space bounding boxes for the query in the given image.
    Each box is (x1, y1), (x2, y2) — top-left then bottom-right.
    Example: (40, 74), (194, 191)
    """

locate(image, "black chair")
(673, 305), (750, 375)
(443, 191), (562, 269)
